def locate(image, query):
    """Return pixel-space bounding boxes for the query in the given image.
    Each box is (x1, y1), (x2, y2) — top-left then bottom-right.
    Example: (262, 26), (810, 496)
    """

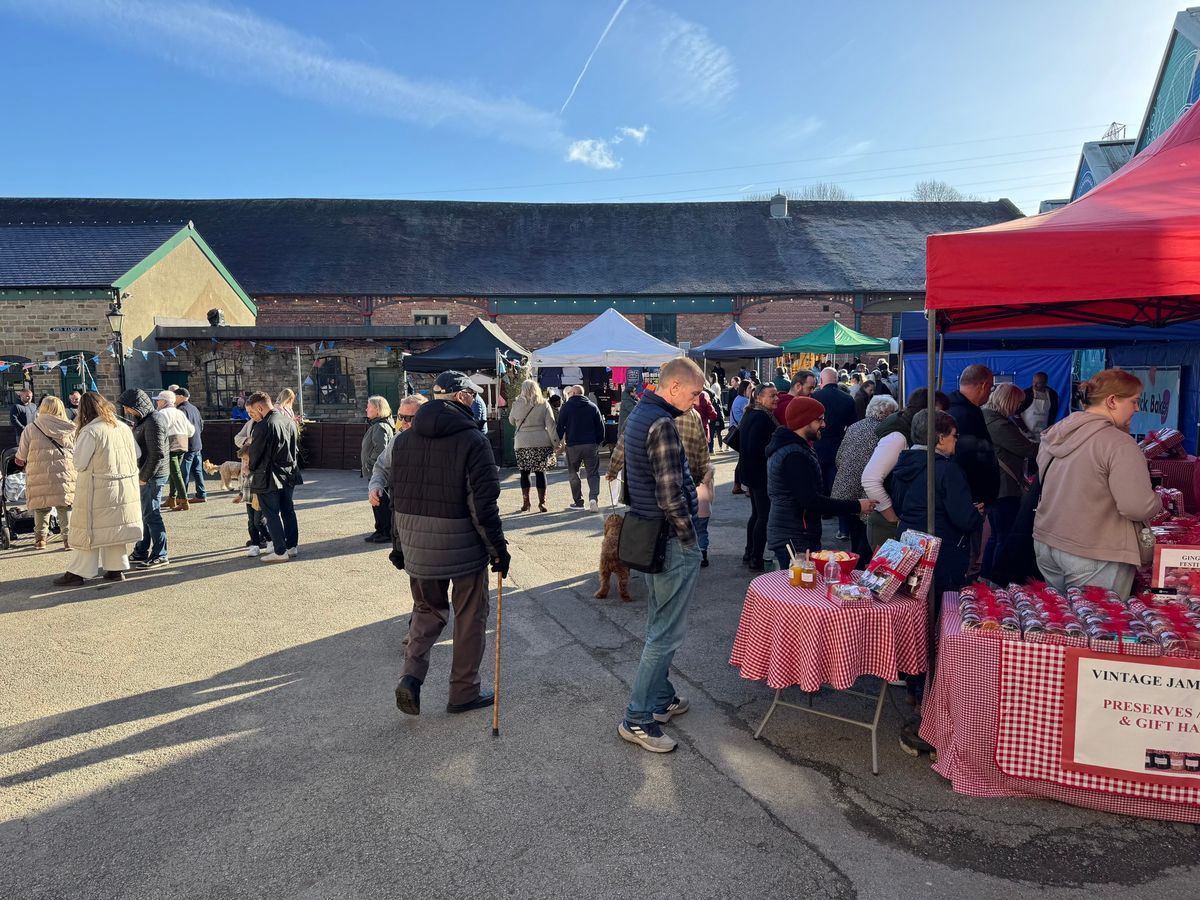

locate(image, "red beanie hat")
(785, 396), (825, 431)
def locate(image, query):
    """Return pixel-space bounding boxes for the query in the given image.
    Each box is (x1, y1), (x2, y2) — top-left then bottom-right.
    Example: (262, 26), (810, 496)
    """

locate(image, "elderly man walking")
(154, 390), (195, 512)
(557, 384), (605, 511)
(389, 372), (509, 717)
(175, 388), (206, 504)
(618, 357), (706, 753)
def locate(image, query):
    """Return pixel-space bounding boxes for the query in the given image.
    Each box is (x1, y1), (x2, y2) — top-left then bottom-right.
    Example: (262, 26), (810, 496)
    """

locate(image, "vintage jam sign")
(49, 326), (99, 332)
(1062, 648), (1200, 786)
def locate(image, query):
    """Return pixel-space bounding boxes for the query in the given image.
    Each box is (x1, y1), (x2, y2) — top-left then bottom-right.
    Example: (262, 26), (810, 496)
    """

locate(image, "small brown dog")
(595, 513), (632, 602)
(203, 459), (243, 491)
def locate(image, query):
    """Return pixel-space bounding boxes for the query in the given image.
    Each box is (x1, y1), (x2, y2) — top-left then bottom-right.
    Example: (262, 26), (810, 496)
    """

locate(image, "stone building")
(0, 222), (253, 405)
(153, 323), (458, 420)
(0, 196), (1023, 363)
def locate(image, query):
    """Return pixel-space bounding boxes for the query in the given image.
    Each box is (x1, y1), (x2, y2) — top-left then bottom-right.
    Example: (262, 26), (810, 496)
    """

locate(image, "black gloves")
(388, 546), (405, 571)
(490, 548), (511, 579)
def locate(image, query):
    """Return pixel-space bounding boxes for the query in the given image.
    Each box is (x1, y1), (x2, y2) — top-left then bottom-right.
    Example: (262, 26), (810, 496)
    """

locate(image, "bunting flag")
(327, 341), (334, 350)
(167, 348), (176, 358)
(303, 376), (314, 386)
(318, 340), (326, 351)
(180, 341), (188, 350)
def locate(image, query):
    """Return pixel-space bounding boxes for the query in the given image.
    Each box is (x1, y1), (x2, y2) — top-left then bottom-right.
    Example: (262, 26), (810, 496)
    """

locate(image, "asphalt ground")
(2, 452), (1199, 899)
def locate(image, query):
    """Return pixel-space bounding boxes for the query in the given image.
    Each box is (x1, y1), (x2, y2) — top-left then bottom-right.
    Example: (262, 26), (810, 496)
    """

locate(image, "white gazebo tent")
(531, 308), (683, 368)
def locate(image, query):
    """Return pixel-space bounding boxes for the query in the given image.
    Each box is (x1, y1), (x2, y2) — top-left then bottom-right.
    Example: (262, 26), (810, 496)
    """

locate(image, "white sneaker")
(246, 546), (260, 558)
(589, 499), (599, 512)
(286, 547), (299, 558)
(260, 552), (289, 563)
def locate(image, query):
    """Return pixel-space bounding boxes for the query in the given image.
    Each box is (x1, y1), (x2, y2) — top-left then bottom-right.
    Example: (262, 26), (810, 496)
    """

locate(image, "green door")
(163, 371), (190, 391)
(367, 367), (402, 415)
(58, 350), (94, 396)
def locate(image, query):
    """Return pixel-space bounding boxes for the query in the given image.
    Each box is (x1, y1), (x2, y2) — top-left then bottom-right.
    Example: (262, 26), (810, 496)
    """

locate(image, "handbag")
(724, 424), (741, 452)
(616, 472), (669, 573)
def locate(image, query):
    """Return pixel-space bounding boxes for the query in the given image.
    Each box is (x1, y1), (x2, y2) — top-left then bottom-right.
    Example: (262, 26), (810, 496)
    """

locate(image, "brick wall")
(0, 298), (122, 401)
(737, 295), (891, 343)
(256, 295), (490, 328)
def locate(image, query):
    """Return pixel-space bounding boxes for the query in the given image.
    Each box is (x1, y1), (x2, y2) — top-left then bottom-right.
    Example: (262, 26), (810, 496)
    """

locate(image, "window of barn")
(204, 356), (242, 411)
(315, 355), (355, 405)
(2, 356), (32, 405)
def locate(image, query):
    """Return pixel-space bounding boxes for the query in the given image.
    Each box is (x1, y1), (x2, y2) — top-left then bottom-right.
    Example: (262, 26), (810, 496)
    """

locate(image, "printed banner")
(1126, 366), (1181, 438)
(1152, 545), (1200, 591)
(1062, 648), (1200, 786)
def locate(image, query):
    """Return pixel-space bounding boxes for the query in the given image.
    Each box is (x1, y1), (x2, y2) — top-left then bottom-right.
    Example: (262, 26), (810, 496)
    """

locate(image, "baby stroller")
(1, 447), (36, 549)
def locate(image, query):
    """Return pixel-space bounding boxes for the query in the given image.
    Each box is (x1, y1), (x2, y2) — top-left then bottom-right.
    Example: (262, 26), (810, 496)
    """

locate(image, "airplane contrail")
(560, 0), (629, 114)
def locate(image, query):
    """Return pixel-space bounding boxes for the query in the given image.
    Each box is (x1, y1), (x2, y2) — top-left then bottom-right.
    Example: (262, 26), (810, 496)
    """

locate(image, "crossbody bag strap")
(997, 456), (1029, 493)
(34, 422), (66, 454)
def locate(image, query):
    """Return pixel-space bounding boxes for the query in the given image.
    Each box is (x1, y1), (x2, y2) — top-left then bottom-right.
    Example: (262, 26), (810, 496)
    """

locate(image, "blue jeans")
(182, 450), (206, 499)
(694, 515), (710, 551)
(133, 475), (168, 561)
(625, 538), (702, 726)
(258, 483), (298, 556)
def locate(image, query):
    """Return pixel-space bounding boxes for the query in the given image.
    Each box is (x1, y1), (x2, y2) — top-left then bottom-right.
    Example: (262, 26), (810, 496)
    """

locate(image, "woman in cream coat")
(509, 379), (558, 512)
(53, 392), (143, 586)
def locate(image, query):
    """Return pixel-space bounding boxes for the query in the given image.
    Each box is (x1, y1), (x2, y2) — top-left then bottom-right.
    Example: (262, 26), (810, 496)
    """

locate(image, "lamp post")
(106, 296), (126, 394)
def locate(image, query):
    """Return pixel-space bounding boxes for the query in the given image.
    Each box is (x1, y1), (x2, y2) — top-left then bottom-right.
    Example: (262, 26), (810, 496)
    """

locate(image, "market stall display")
(729, 569), (927, 774)
(920, 597), (1200, 824)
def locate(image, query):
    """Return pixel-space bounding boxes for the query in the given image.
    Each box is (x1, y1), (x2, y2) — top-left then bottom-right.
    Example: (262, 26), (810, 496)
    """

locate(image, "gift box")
(1140, 428), (1185, 460)
(855, 539), (923, 601)
(899, 530), (941, 601)
(1155, 487), (1186, 519)
(829, 582), (874, 607)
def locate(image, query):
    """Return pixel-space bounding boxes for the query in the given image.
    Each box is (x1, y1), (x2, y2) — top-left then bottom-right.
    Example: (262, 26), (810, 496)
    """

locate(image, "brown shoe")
(176, 497), (190, 512)
(190, 496), (206, 504)
(33, 537), (46, 550)
(165, 497), (177, 510)
(520, 488), (531, 512)
(52, 572), (86, 586)
(537, 488), (547, 513)
(103, 570), (126, 582)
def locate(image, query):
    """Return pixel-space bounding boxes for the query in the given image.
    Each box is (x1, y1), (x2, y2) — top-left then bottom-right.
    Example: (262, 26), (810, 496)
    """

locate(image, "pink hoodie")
(1033, 411), (1162, 567)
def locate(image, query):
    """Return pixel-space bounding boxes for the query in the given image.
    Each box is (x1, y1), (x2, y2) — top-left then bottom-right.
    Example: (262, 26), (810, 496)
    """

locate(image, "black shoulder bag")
(617, 467), (670, 573)
(990, 458), (1053, 586)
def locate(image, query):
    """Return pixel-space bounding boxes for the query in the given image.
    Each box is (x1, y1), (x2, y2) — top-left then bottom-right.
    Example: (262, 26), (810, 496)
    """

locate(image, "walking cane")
(492, 572), (503, 737)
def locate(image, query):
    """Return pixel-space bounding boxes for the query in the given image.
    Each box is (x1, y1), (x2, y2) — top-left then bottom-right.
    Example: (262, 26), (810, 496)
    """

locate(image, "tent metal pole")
(936, 330), (945, 390)
(897, 339), (905, 401)
(926, 313), (937, 536)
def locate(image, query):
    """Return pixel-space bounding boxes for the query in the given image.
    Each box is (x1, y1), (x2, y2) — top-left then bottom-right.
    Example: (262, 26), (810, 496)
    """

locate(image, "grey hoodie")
(1033, 411), (1161, 567)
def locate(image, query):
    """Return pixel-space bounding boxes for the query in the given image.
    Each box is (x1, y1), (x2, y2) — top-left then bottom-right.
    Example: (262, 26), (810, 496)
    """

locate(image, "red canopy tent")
(925, 100), (1200, 330)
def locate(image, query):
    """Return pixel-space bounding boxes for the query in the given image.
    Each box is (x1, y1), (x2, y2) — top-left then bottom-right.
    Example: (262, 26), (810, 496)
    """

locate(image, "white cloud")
(645, 6), (737, 108)
(566, 139), (620, 170)
(1, 0), (566, 150)
(616, 124), (650, 144)
(839, 140), (874, 165)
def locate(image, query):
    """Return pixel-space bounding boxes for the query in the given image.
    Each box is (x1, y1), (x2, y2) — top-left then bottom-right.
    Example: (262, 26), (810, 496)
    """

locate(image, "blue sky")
(0, 0), (1184, 212)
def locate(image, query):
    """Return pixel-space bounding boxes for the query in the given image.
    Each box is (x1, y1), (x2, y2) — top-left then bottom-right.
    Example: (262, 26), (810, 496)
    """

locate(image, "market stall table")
(920, 596), (1200, 823)
(729, 570), (928, 773)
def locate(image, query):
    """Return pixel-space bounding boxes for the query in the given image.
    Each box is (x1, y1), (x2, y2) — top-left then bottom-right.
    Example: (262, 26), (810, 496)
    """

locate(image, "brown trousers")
(403, 568), (490, 705)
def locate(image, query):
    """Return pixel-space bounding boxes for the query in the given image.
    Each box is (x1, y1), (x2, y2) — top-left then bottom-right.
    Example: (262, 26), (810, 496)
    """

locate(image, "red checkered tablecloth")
(920, 597), (1200, 823)
(729, 570), (928, 692)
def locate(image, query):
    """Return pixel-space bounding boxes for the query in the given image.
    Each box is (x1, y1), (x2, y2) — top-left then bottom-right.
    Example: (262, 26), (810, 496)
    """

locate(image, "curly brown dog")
(595, 513), (632, 602)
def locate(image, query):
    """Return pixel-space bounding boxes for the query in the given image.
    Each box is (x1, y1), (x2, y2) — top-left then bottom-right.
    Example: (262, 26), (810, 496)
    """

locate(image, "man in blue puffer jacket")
(618, 358), (705, 754)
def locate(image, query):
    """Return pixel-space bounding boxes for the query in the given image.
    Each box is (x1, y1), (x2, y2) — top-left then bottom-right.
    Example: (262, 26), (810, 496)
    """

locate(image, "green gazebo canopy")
(780, 320), (890, 354)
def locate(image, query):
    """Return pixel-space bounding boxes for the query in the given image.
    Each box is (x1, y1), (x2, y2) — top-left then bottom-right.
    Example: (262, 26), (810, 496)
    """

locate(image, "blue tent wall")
(1109, 341), (1199, 453)
(903, 349), (1073, 427)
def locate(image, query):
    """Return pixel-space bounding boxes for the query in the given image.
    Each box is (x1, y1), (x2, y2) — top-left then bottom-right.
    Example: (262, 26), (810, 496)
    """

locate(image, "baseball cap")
(434, 371), (485, 395)
(154, 390), (176, 404)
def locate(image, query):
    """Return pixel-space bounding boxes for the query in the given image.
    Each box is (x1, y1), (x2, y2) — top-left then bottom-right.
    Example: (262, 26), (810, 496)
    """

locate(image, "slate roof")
(0, 222), (183, 287)
(0, 198), (1022, 296)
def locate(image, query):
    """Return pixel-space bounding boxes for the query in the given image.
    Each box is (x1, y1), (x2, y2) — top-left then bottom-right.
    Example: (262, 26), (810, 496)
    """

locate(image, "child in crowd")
(234, 442), (269, 557)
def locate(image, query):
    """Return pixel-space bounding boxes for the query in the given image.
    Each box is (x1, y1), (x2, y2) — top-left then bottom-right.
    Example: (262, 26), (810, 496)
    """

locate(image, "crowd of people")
(7, 355), (1161, 758)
